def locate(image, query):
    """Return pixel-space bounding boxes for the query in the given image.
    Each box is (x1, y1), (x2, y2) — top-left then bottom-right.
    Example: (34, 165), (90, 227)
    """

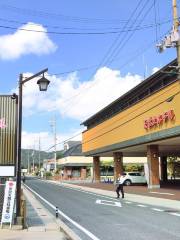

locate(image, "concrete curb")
(55, 218), (81, 240)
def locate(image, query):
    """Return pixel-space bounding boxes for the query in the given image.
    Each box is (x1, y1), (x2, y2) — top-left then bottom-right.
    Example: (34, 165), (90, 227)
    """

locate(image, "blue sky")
(0, 0), (178, 151)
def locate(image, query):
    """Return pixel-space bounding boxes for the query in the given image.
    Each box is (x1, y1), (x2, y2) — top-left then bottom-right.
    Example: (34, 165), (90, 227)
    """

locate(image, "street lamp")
(16, 68), (50, 218)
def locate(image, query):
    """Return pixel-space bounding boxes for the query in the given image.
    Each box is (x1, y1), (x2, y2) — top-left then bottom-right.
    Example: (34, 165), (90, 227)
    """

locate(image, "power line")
(98, 0), (149, 67)
(46, 132), (82, 151)
(53, 28), (171, 124)
(0, 4), (164, 25)
(153, 0), (158, 42)
(50, 1), (154, 107)
(0, 20), (171, 35)
(103, 1), (154, 66)
(0, 16), (171, 31)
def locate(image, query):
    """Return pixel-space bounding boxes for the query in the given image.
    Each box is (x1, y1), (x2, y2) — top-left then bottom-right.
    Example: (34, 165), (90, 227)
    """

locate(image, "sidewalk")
(47, 179), (180, 211)
(0, 185), (78, 240)
(76, 182), (180, 200)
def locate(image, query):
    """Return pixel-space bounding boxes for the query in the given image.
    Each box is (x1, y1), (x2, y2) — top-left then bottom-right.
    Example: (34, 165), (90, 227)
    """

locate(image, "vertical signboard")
(0, 95), (17, 177)
(0, 181), (16, 227)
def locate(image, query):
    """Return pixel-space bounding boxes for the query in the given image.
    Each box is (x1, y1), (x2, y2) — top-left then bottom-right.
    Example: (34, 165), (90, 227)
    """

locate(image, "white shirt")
(116, 176), (124, 184)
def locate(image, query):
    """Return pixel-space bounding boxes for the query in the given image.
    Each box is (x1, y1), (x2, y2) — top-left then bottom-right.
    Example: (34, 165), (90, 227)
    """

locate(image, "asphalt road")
(25, 178), (180, 240)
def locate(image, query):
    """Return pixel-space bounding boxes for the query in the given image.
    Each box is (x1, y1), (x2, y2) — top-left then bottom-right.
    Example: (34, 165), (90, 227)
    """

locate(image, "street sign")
(1, 181), (16, 228)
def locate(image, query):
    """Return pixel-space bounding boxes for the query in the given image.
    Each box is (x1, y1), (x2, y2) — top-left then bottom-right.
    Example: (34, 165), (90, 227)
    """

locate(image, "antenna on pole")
(156, 0), (180, 76)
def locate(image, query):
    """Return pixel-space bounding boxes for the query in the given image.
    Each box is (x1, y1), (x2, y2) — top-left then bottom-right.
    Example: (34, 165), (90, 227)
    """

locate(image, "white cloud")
(22, 129), (82, 151)
(13, 67), (143, 121)
(17, 67), (143, 151)
(152, 67), (159, 74)
(0, 22), (57, 60)
(55, 67), (142, 121)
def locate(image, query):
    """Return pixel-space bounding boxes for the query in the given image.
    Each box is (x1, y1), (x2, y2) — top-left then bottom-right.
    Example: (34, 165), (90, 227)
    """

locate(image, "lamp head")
(37, 74), (50, 91)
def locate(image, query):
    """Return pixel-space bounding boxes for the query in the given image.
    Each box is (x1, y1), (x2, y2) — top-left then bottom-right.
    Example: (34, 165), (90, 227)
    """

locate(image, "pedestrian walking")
(115, 173), (125, 199)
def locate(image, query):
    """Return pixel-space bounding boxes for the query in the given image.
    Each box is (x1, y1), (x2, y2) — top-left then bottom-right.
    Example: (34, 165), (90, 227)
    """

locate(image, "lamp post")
(16, 68), (50, 218)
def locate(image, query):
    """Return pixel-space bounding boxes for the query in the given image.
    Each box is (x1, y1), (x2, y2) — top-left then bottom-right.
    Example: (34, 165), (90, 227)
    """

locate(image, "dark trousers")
(116, 184), (124, 198)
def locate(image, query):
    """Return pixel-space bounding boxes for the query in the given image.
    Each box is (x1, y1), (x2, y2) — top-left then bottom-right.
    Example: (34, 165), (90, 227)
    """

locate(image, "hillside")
(21, 149), (63, 168)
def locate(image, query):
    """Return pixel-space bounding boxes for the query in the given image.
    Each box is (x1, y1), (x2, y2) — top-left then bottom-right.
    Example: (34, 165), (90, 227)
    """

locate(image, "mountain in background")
(21, 149), (63, 168)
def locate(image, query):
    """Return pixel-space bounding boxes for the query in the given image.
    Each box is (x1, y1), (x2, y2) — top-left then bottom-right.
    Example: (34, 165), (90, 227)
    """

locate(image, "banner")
(0, 95), (18, 177)
(1, 181), (16, 227)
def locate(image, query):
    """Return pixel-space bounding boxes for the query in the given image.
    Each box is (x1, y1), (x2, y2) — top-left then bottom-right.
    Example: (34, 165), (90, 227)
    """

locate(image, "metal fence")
(0, 184), (5, 220)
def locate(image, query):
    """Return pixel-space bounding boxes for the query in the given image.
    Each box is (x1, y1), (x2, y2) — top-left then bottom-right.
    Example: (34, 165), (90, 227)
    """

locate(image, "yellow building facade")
(82, 59), (180, 188)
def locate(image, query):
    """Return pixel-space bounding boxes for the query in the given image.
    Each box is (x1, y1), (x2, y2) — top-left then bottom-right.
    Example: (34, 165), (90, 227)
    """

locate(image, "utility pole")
(50, 116), (57, 172)
(38, 136), (41, 170)
(27, 148), (30, 174)
(156, 0), (180, 74)
(173, 0), (180, 72)
(32, 144), (35, 173)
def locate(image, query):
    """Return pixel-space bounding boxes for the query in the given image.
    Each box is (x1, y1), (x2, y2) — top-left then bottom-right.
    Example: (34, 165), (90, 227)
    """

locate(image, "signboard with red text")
(144, 110), (175, 130)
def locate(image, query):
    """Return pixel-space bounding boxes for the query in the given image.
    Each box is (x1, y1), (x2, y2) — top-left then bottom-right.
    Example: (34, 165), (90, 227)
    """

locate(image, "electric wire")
(49, 27), (172, 119)
(104, 1), (154, 66)
(154, 0), (158, 43)
(49, 0), (147, 108)
(0, 20), (171, 35)
(46, 27), (173, 151)
(95, 0), (145, 69)
(50, 1), (155, 109)
(0, 4), (161, 25)
(0, 17), (171, 31)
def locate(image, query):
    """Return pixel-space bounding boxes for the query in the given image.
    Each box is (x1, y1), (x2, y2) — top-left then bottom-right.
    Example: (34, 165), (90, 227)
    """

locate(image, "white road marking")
(169, 213), (180, 217)
(24, 184), (100, 240)
(125, 201), (132, 204)
(151, 208), (164, 212)
(96, 199), (121, 207)
(149, 191), (174, 196)
(137, 204), (147, 208)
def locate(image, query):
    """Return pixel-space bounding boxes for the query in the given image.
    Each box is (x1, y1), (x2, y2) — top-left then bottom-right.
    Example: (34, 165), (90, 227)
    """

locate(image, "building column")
(160, 156), (167, 182)
(93, 156), (100, 182)
(63, 167), (68, 180)
(113, 152), (123, 181)
(147, 145), (160, 188)
(80, 167), (87, 180)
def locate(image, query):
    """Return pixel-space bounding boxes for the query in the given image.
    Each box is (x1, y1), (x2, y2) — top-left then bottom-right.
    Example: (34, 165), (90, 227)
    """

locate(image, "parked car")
(122, 172), (147, 186)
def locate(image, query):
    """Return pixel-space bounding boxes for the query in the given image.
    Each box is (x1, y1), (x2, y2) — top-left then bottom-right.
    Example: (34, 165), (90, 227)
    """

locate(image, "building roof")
(81, 59), (177, 129)
(63, 142), (83, 157)
(59, 162), (91, 167)
(65, 141), (81, 148)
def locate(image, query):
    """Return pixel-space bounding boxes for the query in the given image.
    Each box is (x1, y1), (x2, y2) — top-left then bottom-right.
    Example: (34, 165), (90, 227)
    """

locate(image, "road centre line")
(151, 208), (164, 212)
(24, 184), (101, 240)
(137, 204), (147, 208)
(169, 212), (180, 217)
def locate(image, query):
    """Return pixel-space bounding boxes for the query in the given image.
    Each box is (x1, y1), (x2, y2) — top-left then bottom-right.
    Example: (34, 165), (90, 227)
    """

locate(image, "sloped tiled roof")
(63, 142), (83, 157)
